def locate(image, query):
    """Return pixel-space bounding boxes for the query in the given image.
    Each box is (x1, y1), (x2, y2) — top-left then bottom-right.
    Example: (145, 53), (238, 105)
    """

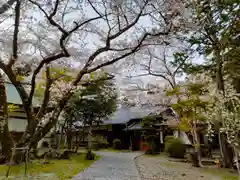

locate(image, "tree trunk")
(192, 121), (203, 167)
(219, 133), (233, 168)
(75, 133), (82, 153)
(88, 126), (92, 151)
(234, 147), (240, 175)
(0, 73), (13, 162)
(1, 66), (37, 146)
(59, 119), (67, 150)
(214, 44), (234, 168)
(28, 90), (73, 149)
(67, 130), (72, 151)
(74, 131), (78, 152)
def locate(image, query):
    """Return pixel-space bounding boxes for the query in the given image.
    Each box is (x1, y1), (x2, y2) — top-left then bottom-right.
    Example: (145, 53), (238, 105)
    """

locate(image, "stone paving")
(72, 152), (142, 180)
(135, 155), (236, 180)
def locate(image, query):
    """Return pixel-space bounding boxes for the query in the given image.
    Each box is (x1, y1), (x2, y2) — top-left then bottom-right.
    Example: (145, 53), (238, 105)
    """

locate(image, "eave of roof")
(103, 106), (163, 125)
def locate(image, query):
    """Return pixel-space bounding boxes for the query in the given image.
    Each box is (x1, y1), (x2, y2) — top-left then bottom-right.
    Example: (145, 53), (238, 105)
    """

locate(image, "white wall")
(8, 118), (27, 132)
(174, 130), (191, 145)
(180, 131), (191, 145)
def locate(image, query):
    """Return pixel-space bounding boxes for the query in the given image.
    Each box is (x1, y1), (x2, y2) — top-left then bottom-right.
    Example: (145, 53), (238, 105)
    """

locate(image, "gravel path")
(135, 155), (224, 180)
(72, 152), (142, 180)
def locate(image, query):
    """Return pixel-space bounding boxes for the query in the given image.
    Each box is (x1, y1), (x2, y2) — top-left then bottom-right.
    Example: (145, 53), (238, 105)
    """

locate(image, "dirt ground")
(135, 154), (239, 180)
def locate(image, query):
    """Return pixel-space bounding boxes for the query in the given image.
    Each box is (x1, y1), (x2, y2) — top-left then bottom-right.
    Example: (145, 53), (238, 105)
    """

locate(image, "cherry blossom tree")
(0, 0), (188, 150)
(206, 80), (240, 172)
(0, 72), (13, 162)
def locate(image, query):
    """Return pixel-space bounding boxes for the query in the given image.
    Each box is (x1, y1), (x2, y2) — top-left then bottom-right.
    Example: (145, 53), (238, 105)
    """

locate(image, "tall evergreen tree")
(182, 0), (239, 167)
(66, 74), (117, 157)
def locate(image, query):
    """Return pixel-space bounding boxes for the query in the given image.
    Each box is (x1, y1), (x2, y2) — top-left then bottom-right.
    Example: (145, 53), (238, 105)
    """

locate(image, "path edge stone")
(133, 153), (144, 180)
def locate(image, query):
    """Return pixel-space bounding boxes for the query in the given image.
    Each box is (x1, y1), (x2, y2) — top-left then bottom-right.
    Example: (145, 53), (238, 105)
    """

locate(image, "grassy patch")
(0, 153), (100, 180)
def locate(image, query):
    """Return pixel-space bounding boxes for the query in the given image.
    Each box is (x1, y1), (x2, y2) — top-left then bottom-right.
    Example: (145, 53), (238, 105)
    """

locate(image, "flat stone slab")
(72, 152), (142, 180)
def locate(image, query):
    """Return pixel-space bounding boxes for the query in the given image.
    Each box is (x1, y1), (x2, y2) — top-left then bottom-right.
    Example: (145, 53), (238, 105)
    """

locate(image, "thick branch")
(36, 65), (53, 119)
(28, 52), (66, 106)
(8, 0), (20, 67)
(0, 60), (36, 129)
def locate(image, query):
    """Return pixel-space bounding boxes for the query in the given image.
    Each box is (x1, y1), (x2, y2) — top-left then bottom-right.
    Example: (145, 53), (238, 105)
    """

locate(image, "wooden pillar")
(129, 133), (133, 151)
(160, 130), (163, 143)
(159, 127), (164, 152)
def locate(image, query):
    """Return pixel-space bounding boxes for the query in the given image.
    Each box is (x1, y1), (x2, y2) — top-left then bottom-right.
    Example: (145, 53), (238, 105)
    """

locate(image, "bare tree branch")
(86, 30), (170, 74)
(138, 44), (189, 89)
(87, 0), (104, 17)
(29, 0), (68, 35)
(107, 0), (148, 41)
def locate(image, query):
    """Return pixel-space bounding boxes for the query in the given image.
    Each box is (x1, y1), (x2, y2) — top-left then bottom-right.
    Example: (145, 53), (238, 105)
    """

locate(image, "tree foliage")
(68, 73), (117, 126)
(166, 78), (210, 166)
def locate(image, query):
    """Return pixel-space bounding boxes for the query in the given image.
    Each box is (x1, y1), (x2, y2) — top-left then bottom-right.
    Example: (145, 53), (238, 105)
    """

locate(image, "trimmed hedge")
(164, 136), (185, 158)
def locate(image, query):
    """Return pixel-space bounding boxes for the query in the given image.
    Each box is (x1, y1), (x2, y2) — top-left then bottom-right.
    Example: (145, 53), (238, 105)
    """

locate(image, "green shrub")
(164, 135), (175, 142)
(92, 142), (100, 151)
(145, 135), (157, 155)
(113, 139), (121, 150)
(164, 136), (185, 158)
(92, 136), (109, 150)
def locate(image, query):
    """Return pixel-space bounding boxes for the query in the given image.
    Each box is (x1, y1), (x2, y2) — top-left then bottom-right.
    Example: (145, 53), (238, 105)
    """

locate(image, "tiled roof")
(5, 82), (41, 107)
(103, 106), (163, 125)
